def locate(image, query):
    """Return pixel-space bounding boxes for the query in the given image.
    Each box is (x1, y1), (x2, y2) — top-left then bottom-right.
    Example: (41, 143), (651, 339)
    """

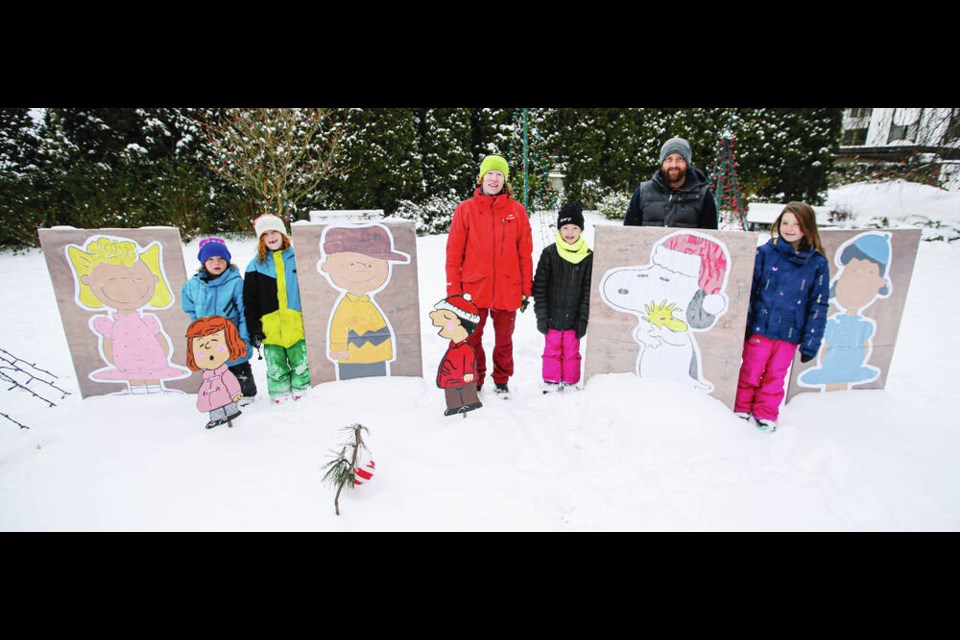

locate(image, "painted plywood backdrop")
(293, 220), (422, 385)
(585, 226), (757, 409)
(38, 227), (197, 399)
(787, 228), (921, 401)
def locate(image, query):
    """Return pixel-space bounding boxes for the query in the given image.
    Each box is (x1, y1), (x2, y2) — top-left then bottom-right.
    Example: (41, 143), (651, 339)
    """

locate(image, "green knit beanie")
(478, 154), (509, 183)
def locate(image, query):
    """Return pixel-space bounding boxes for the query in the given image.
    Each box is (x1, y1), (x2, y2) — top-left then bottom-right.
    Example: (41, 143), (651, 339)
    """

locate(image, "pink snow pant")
(735, 334), (798, 421)
(467, 308), (516, 387)
(542, 329), (582, 385)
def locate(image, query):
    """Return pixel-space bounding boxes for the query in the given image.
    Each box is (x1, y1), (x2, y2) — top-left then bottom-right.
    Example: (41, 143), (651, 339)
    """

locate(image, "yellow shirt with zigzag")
(328, 294), (394, 364)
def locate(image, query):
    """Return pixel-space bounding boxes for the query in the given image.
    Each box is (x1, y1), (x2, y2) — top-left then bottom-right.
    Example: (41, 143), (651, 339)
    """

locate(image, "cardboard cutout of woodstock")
(600, 231), (731, 392)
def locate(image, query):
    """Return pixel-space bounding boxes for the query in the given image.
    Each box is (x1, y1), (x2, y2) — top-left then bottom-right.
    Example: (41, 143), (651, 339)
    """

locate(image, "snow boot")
(494, 383), (511, 399)
(755, 417), (778, 432)
(542, 381), (561, 394)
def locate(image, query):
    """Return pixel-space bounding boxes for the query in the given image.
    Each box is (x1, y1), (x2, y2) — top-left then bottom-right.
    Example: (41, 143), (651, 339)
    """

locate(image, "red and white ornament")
(353, 458), (376, 486)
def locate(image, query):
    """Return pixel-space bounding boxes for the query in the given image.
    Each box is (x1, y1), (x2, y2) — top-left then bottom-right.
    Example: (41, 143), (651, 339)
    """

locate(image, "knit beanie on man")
(478, 154), (510, 182)
(557, 202), (585, 231)
(659, 137), (692, 165)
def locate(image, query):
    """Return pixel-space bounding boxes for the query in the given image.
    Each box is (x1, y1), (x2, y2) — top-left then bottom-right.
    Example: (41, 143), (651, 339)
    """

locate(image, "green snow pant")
(264, 340), (310, 399)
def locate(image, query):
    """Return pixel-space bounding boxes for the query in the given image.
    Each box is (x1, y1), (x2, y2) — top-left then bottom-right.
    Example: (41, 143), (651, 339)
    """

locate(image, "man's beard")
(664, 166), (686, 186)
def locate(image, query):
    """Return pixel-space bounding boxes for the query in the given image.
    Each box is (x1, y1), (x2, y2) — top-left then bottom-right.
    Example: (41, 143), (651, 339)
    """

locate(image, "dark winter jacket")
(624, 166), (719, 229)
(243, 247), (305, 349)
(446, 188), (534, 311)
(747, 237), (830, 358)
(533, 243), (594, 337)
(181, 266), (252, 365)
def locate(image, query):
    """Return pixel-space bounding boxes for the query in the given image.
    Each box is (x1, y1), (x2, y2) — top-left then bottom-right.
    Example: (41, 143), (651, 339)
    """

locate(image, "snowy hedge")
(390, 190), (461, 236)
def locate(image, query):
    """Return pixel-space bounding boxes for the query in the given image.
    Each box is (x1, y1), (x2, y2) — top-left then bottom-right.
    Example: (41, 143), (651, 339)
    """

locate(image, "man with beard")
(624, 137), (719, 229)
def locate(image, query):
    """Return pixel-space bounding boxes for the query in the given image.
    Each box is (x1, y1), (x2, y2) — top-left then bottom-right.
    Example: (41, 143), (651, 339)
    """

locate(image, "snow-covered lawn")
(1, 183), (958, 531)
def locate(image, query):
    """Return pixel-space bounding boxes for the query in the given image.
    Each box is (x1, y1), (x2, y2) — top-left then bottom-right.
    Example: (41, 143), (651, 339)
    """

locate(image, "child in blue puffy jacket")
(735, 202), (828, 432)
(181, 237), (258, 403)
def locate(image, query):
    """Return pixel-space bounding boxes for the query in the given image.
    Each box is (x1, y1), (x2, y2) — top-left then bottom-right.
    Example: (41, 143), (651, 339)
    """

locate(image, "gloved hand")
(537, 319), (548, 335)
(575, 323), (587, 340)
(800, 353), (814, 363)
(519, 295), (530, 313)
(251, 333), (264, 349)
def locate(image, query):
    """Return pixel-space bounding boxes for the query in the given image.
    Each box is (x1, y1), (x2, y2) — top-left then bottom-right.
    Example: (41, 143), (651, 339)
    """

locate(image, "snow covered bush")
(596, 189), (631, 220)
(391, 190), (462, 236)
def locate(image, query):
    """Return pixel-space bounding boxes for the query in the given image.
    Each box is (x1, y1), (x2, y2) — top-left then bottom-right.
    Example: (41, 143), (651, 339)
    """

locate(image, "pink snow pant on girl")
(542, 329), (582, 385)
(735, 334), (798, 421)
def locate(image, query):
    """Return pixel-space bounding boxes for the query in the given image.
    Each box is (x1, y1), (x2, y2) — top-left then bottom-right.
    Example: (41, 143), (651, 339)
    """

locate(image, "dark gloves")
(800, 353), (814, 363)
(519, 295), (530, 313)
(575, 323), (587, 340)
(537, 319), (548, 335)
(251, 333), (264, 349)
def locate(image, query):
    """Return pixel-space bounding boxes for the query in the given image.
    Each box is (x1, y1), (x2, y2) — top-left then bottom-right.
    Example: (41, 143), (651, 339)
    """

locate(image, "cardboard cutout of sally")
(585, 226), (756, 409)
(293, 220), (423, 385)
(38, 227), (196, 398)
(788, 229), (921, 399)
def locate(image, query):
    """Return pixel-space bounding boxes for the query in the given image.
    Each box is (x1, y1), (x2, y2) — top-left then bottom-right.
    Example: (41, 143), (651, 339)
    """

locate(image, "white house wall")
(860, 108), (953, 147)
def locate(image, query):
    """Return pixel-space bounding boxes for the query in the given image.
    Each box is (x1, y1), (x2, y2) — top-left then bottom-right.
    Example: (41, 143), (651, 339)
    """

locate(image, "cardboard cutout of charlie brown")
(293, 220), (422, 385)
(586, 226), (756, 410)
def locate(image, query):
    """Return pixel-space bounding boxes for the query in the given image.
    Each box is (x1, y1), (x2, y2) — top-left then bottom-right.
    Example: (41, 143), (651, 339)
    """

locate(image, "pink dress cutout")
(90, 311), (190, 381)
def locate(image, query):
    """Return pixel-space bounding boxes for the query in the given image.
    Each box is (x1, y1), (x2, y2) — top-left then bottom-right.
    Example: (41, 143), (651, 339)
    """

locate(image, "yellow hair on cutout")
(66, 237), (173, 310)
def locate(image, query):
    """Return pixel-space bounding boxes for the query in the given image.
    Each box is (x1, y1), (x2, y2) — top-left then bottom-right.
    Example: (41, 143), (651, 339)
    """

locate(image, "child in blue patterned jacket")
(735, 202), (829, 431)
(181, 237), (258, 403)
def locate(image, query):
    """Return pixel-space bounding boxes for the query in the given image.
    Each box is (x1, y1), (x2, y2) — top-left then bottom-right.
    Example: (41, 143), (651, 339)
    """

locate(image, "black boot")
(229, 362), (258, 403)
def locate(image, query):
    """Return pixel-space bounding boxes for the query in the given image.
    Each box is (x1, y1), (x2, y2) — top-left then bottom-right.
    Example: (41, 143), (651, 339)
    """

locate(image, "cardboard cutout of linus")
(186, 316), (247, 429)
(318, 224), (411, 381)
(429, 293), (483, 417)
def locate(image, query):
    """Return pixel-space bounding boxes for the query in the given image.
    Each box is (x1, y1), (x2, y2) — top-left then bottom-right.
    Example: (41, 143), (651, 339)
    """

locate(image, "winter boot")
(494, 383), (510, 399)
(542, 381), (560, 394)
(230, 362), (258, 402)
(755, 417), (778, 432)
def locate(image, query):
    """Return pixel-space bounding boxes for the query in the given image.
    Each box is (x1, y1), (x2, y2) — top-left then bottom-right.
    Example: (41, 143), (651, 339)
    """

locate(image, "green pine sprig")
(320, 423), (370, 516)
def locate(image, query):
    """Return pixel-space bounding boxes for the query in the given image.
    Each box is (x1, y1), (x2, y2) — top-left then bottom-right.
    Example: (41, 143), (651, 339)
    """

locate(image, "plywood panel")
(584, 226), (757, 409)
(293, 221), (422, 385)
(38, 227), (197, 399)
(787, 228), (921, 400)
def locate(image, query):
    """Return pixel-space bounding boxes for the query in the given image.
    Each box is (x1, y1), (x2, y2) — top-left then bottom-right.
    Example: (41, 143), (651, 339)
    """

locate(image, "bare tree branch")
(196, 108), (352, 218)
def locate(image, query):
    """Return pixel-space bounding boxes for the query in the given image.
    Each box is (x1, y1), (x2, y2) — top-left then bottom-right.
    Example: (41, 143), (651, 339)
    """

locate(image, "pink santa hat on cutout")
(654, 233), (729, 316)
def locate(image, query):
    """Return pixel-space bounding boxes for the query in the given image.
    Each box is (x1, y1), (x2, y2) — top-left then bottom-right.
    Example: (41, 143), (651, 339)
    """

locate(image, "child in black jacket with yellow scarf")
(533, 203), (593, 393)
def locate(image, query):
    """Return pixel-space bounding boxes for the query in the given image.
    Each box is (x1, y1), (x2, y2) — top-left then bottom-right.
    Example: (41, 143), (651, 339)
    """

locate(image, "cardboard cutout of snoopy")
(600, 231), (731, 392)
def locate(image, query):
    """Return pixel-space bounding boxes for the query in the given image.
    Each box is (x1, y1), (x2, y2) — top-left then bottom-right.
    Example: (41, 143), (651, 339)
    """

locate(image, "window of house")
(841, 128), (869, 146)
(888, 108), (920, 143)
(847, 108), (873, 119)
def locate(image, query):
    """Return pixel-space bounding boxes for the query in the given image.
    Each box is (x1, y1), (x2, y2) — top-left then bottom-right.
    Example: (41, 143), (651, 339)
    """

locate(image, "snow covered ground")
(1, 181), (958, 531)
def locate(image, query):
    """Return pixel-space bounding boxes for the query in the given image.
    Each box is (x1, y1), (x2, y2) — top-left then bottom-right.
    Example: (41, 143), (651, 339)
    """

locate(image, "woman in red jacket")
(445, 154), (533, 397)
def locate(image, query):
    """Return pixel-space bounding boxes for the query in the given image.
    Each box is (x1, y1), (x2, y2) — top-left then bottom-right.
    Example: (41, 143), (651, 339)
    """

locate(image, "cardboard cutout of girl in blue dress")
(798, 232), (892, 391)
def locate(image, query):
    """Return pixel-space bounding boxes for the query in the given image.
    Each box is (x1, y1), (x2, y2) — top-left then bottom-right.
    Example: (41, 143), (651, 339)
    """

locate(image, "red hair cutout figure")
(185, 316), (247, 429)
